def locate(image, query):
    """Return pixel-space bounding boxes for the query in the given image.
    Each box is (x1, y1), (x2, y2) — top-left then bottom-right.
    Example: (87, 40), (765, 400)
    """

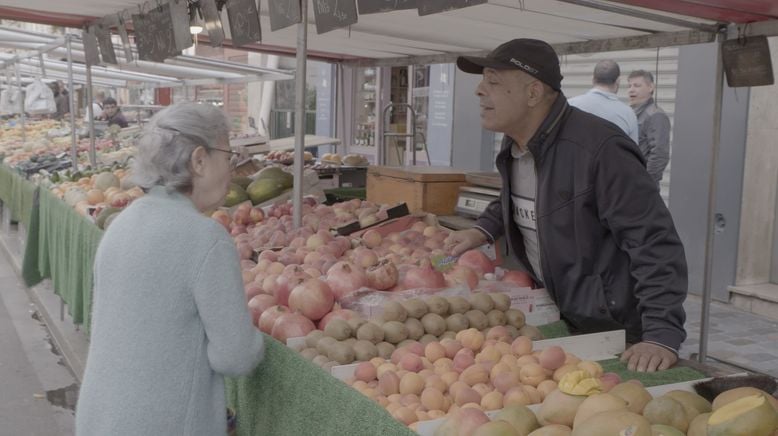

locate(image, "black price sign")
(722, 35), (774, 88)
(133, 4), (179, 62)
(82, 28), (101, 66)
(200, 0), (226, 46)
(417, 0), (486, 16)
(313, 0), (358, 34)
(269, 0), (302, 31)
(357, 0), (416, 14)
(94, 24), (117, 65)
(227, 0), (262, 47)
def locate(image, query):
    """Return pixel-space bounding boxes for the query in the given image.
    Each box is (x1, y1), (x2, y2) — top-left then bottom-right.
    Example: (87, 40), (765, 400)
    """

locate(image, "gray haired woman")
(76, 102), (264, 436)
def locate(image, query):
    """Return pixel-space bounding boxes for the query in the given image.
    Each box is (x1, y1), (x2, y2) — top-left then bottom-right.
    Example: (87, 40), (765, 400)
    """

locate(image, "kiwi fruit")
(446, 296), (471, 314)
(421, 313), (447, 336)
(469, 293), (494, 313)
(327, 341), (356, 365)
(305, 330), (325, 349)
(490, 293), (511, 311)
(439, 331), (457, 340)
(425, 295), (450, 316)
(343, 338), (357, 348)
(404, 318), (425, 341)
(419, 334), (438, 345)
(487, 309), (507, 327)
(356, 322), (385, 344)
(316, 336), (338, 355)
(446, 313), (470, 332)
(312, 355), (330, 367)
(505, 309), (526, 329)
(347, 317), (368, 332)
(519, 324), (543, 340)
(324, 319), (353, 341)
(376, 342), (396, 359)
(465, 310), (489, 330)
(300, 348), (319, 360)
(401, 298), (428, 319)
(382, 321), (409, 344)
(382, 301), (408, 322)
(353, 340), (379, 361)
(505, 325), (520, 339)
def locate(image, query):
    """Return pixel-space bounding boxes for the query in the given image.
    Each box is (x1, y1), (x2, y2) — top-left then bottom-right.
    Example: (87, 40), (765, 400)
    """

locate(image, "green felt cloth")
(537, 320), (570, 339)
(600, 358), (707, 387)
(0, 164), (37, 226)
(225, 335), (416, 436)
(22, 188), (103, 331)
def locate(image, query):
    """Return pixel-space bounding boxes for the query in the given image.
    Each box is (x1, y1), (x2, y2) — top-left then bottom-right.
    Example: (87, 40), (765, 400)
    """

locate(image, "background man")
(447, 39), (688, 372)
(84, 91), (105, 122)
(569, 59), (638, 143)
(628, 70), (671, 184)
(100, 97), (129, 128)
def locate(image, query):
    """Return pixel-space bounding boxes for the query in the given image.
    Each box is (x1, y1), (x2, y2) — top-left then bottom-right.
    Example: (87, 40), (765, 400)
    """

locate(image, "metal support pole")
(85, 58), (96, 168)
(65, 35), (78, 171)
(698, 32), (725, 363)
(14, 63), (26, 143)
(292, 0), (308, 229)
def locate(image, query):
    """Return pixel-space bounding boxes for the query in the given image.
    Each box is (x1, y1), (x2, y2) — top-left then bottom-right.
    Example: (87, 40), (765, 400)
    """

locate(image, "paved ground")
(0, 241), (77, 436)
(681, 295), (778, 377)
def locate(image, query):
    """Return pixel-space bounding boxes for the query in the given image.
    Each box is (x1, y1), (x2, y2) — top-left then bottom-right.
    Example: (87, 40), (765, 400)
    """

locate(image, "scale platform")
(455, 185), (500, 218)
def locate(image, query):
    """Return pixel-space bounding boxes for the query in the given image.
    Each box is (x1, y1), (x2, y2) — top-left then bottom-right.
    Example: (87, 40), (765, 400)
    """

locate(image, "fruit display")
(260, 150), (314, 164)
(224, 166), (294, 207)
(426, 373), (778, 436)
(291, 292), (540, 369)
(321, 152), (369, 166)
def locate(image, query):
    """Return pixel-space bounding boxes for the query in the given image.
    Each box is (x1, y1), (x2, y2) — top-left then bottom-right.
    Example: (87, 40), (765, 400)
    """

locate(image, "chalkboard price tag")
(313, 0), (358, 34)
(133, 5), (179, 62)
(82, 28), (101, 66)
(417, 0), (486, 16)
(227, 0), (262, 47)
(722, 36), (774, 88)
(357, 0), (416, 14)
(269, 0), (302, 31)
(94, 24), (117, 65)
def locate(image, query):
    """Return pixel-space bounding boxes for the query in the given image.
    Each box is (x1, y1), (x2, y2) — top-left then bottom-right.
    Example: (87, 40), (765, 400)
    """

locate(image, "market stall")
(1, 1), (778, 436)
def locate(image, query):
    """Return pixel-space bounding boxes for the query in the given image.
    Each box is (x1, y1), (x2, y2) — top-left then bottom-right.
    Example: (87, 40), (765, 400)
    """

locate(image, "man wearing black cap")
(445, 39), (688, 373)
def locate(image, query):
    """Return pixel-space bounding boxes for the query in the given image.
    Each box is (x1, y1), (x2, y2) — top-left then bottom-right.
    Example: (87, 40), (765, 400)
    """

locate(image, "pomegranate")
(244, 283), (264, 301)
(288, 279), (335, 321)
(248, 294), (277, 325)
(501, 269), (534, 288)
(258, 305), (289, 334)
(261, 274), (280, 296)
(257, 250), (278, 263)
(365, 259), (399, 291)
(230, 225), (247, 237)
(352, 247), (379, 269)
(274, 270), (310, 306)
(402, 260), (446, 290)
(457, 249), (496, 275)
(318, 308), (358, 330)
(233, 204), (252, 226)
(325, 261), (367, 300)
(211, 210), (231, 230)
(362, 229), (382, 248)
(249, 207), (265, 224)
(444, 265), (479, 289)
(271, 312), (316, 343)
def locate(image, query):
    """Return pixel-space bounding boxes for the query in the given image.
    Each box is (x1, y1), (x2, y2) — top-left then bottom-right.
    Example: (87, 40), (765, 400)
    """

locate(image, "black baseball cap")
(457, 39), (563, 91)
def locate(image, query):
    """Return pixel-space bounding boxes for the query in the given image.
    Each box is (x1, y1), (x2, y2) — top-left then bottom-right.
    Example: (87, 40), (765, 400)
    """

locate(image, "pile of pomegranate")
(212, 198), (533, 343)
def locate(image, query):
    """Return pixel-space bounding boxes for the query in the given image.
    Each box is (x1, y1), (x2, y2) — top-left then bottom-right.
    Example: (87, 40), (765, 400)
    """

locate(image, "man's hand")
(444, 228), (488, 256)
(620, 342), (678, 372)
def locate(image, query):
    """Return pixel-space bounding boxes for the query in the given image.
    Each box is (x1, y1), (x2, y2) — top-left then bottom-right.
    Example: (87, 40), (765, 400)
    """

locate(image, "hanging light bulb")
(189, 1), (203, 35)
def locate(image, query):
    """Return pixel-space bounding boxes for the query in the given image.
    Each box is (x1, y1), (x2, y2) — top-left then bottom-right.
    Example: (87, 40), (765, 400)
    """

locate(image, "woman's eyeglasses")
(210, 147), (244, 169)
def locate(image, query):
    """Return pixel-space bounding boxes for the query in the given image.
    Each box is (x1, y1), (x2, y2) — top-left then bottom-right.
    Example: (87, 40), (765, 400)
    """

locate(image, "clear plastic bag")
(0, 88), (22, 115)
(24, 79), (57, 115)
(338, 285), (471, 320)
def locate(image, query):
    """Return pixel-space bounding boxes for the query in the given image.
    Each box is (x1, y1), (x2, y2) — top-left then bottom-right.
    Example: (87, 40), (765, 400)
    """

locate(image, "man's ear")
(527, 81), (545, 107)
(190, 145), (208, 177)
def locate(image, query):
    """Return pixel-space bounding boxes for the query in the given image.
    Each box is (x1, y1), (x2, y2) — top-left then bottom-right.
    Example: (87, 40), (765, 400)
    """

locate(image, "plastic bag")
(25, 79), (57, 115)
(0, 87), (22, 115)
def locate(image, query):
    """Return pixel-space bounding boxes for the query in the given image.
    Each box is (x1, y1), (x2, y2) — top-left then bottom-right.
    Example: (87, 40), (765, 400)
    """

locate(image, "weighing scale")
(438, 172), (501, 230)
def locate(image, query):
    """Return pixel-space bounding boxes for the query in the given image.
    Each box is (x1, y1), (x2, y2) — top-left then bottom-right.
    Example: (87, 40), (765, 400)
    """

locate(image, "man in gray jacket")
(447, 39), (687, 373)
(628, 70), (671, 184)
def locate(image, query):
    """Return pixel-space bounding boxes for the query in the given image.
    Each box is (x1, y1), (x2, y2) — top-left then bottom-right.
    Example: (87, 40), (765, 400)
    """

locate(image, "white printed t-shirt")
(510, 142), (543, 283)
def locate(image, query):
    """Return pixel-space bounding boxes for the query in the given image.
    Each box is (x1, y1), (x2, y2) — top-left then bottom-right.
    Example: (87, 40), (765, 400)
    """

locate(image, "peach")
(481, 391), (504, 411)
(511, 336), (533, 356)
(539, 346), (566, 370)
(425, 342), (447, 363)
(399, 373), (425, 396)
(355, 361), (377, 382)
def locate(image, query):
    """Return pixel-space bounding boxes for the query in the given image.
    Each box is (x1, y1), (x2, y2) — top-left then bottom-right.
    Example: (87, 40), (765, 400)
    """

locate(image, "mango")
(557, 370), (602, 396)
(686, 413), (710, 436)
(537, 389), (586, 427)
(572, 393), (628, 429)
(665, 390), (711, 421)
(712, 387), (778, 412)
(493, 405), (540, 436)
(642, 396), (690, 432)
(473, 420), (521, 436)
(527, 425), (571, 436)
(650, 424), (685, 436)
(707, 394), (778, 436)
(609, 382), (653, 414)
(571, 410), (652, 436)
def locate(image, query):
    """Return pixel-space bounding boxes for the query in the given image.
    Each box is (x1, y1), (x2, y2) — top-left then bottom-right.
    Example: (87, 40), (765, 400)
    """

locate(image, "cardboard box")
(367, 166), (467, 215)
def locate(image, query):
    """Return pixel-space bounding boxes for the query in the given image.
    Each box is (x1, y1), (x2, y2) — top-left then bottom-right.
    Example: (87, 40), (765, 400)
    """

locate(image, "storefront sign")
(357, 0), (416, 14)
(418, 0), (486, 16)
(313, 0), (358, 34)
(227, 0), (262, 47)
(269, 0), (302, 31)
(722, 35), (774, 87)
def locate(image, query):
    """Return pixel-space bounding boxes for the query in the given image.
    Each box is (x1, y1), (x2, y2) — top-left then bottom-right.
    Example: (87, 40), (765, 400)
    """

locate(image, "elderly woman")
(76, 102), (264, 435)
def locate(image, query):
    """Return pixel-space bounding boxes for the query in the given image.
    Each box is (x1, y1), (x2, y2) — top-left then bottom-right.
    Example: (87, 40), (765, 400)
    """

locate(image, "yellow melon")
(572, 393), (628, 429)
(571, 410), (652, 436)
(708, 394), (778, 436)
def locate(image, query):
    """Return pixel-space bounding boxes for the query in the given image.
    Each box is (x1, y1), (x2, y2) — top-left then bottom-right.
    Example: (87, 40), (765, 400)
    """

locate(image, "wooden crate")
(366, 166), (467, 215)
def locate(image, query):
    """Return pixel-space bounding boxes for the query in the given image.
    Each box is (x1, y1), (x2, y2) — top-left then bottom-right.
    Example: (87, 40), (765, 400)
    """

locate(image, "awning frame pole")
(292, 0), (308, 229)
(66, 34), (78, 171)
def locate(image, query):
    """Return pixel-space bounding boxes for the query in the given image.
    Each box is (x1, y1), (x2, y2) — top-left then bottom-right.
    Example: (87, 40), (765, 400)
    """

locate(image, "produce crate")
(367, 166), (467, 215)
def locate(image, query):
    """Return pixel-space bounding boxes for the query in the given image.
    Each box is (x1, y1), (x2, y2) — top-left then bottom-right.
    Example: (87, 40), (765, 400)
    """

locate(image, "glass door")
(351, 67), (378, 162)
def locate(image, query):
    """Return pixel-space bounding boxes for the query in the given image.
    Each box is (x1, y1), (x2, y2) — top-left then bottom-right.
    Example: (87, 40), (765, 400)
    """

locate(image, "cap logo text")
(509, 58), (539, 75)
